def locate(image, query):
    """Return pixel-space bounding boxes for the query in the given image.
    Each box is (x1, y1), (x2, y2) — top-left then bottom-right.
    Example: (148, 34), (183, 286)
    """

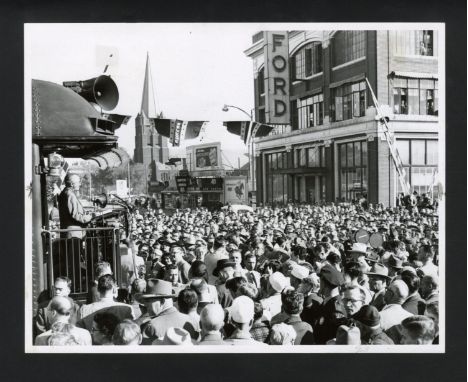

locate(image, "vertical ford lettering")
(264, 31), (290, 124)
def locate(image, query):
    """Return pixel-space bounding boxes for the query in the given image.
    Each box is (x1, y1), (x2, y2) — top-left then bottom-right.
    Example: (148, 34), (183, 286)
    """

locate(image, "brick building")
(244, 30), (440, 206)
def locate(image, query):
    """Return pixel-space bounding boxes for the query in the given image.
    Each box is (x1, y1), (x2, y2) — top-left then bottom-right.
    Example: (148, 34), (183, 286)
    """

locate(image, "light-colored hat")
(349, 242), (367, 255)
(336, 325), (361, 345)
(268, 272), (290, 293)
(230, 296), (254, 324)
(291, 264), (309, 280)
(157, 327), (193, 346)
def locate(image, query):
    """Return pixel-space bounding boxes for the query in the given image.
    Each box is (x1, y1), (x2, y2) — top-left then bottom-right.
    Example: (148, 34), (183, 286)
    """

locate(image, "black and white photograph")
(25, 23), (445, 353)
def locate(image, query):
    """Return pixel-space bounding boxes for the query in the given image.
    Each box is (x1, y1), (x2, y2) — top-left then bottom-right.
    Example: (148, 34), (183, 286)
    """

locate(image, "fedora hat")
(349, 242), (367, 255)
(135, 279), (175, 302)
(154, 327), (194, 346)
(387, 255), (404, 269)
(335, 325), (361, 345)
(212, 258), (236, 277)
(366, 263), (391, 281)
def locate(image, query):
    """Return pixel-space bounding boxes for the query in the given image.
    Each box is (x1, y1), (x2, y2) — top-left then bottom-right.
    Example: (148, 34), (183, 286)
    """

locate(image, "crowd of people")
(34, 198), (440, 347)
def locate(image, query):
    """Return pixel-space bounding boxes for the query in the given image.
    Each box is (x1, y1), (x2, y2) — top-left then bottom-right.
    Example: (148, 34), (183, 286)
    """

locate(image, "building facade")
(134, 55), (169, 181)
(245, 30), (440, 207)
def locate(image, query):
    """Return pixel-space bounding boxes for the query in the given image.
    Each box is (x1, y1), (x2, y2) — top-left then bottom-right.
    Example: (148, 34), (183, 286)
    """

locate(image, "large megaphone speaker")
(93, 193), (108, 208)
(63, 75), (119, 111)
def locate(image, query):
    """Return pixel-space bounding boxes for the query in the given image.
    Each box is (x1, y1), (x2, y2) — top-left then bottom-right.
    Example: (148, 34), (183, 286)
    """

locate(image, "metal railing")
(41, 227), (121, 301)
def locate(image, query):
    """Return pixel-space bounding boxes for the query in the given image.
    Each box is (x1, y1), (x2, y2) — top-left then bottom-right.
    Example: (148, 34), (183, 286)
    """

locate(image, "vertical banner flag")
(365, 77), (411, 194)
(264, 31), (290, 124)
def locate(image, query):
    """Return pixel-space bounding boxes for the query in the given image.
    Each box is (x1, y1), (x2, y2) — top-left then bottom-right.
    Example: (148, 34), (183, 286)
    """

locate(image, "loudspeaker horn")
(63, 75), (119, 111)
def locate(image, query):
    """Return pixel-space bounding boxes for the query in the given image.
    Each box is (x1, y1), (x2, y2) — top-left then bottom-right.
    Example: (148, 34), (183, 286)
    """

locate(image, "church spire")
(140, 52), (155, 118)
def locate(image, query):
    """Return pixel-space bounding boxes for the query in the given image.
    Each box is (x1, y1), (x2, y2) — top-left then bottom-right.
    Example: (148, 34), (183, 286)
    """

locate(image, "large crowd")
(34, 196), (440, 347)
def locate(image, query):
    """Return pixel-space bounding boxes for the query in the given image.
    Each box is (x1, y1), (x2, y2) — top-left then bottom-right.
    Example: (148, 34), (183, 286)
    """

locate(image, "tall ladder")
(365, 78), (411, 195)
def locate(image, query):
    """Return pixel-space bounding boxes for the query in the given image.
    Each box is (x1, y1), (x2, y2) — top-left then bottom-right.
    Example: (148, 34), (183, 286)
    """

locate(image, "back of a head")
(344, 261), (362, 280)
(131, 278), (146, 294)
(281, 290), (304, 315)
(237, 283), (258, 301)
(200, 304), (225, 332)
(95, 262), (112, 279)
(270, 323), (297, 345)
(401, 315), (436, 344)
(189, 260), (207, 279)
(400, 270), (420, 294)
(213, 237), (226, 250)
(97, 274), (115, 295)
(49, 296), (72, 317)
(177, 288), (198, 314)
(389, 279), (410, 304)
(112, 319), (142, 345)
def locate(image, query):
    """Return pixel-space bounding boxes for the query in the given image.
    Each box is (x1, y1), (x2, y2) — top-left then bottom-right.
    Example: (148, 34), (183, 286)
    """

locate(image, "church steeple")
(140, 53), (155, 118)
(134, 53), (169, 171)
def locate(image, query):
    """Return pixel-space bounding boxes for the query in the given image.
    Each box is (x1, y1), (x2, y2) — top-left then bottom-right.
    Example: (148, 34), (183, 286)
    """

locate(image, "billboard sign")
(264, 31), (290, 124)
(194, 145), (220, 170)
(224, 176), (248, 204)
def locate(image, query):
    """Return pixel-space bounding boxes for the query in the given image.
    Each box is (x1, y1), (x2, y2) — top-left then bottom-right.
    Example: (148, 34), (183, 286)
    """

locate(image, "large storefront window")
(393, 30), (434, 56)
(393, 78), (438, 115)
(332, 31), (366, 66)
(265, 152), (288, 204)
(331, 81), (366, 122)
(295, 146), (326, 168)
(292, 94), (324, 130)
(338, 141), (368, 201)
(291, 42), (322, 80)
(395, 139), (439, 195)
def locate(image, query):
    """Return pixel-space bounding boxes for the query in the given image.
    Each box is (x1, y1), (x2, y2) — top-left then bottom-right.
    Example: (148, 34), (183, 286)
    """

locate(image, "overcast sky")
(25, 23), (268, 168)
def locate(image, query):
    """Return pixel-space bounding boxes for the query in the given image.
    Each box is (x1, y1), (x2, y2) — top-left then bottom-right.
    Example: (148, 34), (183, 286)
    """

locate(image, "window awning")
(329, 73), (366, 89)
(86, 148), (130, 169)
(389, 71), (438, 80)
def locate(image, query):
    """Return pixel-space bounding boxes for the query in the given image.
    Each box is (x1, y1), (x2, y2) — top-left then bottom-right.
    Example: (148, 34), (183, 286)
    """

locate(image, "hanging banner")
(264, 31), (290, 124)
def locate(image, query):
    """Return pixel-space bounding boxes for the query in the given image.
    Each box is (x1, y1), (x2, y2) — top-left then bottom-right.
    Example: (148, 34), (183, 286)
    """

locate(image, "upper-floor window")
(332, 31), (366, 66)
(291, 42), (322, 80)
(292, 94), (324, 130)
(394, 30), (434, 56)
(392, 78), (438, 115)
(330, 81), (366, 122)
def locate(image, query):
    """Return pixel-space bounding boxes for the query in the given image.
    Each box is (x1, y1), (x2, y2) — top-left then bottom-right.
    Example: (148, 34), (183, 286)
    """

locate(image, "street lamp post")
(222, 104), (256, 196)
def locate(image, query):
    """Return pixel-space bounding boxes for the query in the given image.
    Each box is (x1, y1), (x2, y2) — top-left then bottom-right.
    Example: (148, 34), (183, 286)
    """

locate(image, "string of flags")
(149, 118), (276, 147)
(150, 119), (209, 147)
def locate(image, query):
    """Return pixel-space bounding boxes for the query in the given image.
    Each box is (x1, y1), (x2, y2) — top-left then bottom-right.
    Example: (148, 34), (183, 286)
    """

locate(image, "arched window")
(291, 42), (322, 80)
(332, 31), (366, 66)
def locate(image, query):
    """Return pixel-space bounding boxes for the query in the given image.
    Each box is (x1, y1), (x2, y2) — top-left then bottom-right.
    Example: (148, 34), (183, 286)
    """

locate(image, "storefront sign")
(264, 31), (290, 124)
(175, 175), (190, 193)
(224, 176), (248, 204)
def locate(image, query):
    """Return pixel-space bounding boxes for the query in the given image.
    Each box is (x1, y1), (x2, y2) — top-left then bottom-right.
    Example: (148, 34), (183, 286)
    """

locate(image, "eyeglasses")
(342, 298), (363, 305)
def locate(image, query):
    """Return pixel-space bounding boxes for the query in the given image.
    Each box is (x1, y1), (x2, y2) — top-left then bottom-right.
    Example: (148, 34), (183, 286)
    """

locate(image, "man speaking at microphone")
(58, 173), (93, 291)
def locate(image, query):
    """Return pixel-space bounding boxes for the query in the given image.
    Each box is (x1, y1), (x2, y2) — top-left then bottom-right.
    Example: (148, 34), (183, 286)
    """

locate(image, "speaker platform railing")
(41, 227), (121, 303)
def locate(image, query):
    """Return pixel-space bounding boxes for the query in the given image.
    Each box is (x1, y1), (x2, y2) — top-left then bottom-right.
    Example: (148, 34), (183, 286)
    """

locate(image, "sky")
(25, 23), (265, 168)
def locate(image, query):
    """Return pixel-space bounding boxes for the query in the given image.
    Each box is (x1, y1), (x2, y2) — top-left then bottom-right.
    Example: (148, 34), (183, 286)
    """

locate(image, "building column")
(325, 143), (334, 202)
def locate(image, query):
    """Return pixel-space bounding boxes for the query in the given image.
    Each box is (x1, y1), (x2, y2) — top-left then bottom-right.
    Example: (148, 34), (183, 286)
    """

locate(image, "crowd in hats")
(34, 198), (439, 347)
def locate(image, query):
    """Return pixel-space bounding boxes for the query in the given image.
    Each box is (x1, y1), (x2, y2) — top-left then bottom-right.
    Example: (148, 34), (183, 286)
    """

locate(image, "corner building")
(245, 30), (440, 207)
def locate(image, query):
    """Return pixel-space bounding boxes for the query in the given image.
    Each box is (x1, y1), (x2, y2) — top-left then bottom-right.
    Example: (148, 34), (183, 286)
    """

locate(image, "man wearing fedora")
(314, 264), (347, 344)
(137, 279), (198, 344)
(367, 263), (391, 311)
(213, 258), (236, 308)
(353, 305), (394, 345)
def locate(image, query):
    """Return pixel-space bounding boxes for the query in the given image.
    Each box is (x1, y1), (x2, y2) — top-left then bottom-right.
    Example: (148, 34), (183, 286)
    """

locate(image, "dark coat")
(313, 295), (347, 345)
